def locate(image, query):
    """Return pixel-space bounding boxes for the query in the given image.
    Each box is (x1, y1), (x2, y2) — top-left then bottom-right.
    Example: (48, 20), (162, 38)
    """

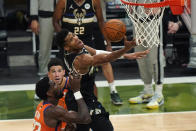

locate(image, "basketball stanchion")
(120, 0), (184, 48)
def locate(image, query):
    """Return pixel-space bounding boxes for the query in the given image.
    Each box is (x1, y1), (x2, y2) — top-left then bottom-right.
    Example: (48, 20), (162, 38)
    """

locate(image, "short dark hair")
(48, 58), (65, 71)
(35, 77), (50, 100)
(55, 29), (69, 49)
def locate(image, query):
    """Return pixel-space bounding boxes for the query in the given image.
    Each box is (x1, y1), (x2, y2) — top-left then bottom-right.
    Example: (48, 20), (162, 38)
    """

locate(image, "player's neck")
(46, 98), (58, 105)
(71, 48), (83, 54)
(74, 0), (84, 4)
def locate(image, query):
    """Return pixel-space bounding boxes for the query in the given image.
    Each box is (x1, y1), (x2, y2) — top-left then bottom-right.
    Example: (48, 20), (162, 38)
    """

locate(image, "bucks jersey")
(63, 48), (98, 111)
(64, 48), (89, 75)
(62, 0), (95, 42)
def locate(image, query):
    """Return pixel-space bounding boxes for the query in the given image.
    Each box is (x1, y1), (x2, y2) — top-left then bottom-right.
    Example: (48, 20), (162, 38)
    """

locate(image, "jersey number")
(74, 27), (84, 35)
(33, 120), (41, 131)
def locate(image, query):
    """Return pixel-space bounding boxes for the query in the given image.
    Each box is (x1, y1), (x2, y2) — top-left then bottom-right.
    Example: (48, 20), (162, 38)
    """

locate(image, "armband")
(74, 91), (83, 100)
(96, 50), (111, 55)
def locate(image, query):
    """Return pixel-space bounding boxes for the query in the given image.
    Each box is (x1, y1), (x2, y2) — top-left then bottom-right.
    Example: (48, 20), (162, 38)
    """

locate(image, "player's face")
(48, 66), (65, 85)
(64, 32), (84, 51)
(49, 83), (63, 100)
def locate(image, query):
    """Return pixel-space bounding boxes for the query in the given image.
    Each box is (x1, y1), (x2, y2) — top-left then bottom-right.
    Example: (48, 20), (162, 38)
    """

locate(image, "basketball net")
(121, 0), (165, 48)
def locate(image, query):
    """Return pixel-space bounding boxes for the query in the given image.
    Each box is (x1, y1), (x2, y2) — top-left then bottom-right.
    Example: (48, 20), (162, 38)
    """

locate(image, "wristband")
(96, 50), (111, 55)
(74, 91), (83, 100)
(119, 55), (125, 59)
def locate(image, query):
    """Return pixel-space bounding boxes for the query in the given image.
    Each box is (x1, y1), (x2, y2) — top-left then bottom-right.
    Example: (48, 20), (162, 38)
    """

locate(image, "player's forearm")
(53, 22), (61, 32)
(53, 17), (61, 32)
(75, 98), (91, 124)
(92, 47), (128, 65)
(105, 47), (129, 61)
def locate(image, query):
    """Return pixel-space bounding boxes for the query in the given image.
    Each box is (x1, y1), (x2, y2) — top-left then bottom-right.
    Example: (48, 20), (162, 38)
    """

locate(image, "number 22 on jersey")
(74, 27), (84, 35)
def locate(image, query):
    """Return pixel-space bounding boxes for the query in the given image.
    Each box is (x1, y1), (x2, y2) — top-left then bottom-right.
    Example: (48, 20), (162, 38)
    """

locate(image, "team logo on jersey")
(84, 3), (90, 10)
(73, 9), (86, 25)
(69, 4), (74, 9)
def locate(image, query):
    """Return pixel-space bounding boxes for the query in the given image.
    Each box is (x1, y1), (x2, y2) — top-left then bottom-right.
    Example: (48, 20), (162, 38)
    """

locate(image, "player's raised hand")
(124, 36), (136, 50)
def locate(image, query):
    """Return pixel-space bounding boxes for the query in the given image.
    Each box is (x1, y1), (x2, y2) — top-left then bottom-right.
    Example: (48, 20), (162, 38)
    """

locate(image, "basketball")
(104, 19), (126, 42)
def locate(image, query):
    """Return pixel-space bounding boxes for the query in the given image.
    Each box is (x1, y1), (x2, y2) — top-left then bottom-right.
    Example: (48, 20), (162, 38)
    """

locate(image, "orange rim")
(120, 0), (184, 8)
(120, 0), (185, 15)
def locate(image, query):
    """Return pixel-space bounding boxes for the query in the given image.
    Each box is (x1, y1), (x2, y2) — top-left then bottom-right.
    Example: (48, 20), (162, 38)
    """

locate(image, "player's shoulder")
(44, 104), (61, 116)
(76, 54), (93, 65)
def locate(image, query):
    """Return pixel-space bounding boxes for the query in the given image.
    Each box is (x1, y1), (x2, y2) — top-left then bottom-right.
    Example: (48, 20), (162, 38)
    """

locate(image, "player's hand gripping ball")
(104, 19), (126, 42)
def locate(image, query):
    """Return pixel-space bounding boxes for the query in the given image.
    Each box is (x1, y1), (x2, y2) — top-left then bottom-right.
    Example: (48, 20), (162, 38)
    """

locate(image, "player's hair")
(35, 77), (50, 100)
(48, 58), (65, 71)
(55, 29), (69, 49)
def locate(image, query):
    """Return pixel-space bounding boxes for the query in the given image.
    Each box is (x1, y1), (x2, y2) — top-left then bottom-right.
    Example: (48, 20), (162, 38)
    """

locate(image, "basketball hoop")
(120, 0), (184, 48)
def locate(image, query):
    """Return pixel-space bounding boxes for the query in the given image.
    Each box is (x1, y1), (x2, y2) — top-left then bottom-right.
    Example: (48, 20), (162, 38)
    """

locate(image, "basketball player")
(53, 0), (123, 105)
(35, 58), (76, 130)
(54, 29), (141, 131)
(129, 0), (165, 109)
(47, 58), (71, 130)
(33, 74), (91, 131)
(92, 0), (124, 105)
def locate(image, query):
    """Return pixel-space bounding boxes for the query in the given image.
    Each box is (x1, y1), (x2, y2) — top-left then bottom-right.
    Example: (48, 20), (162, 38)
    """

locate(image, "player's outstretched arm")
(72, 39), (136, 74)
(123, 50), (149, 60)
(90, 39), (136, 66)
(53, 99), (91, 124)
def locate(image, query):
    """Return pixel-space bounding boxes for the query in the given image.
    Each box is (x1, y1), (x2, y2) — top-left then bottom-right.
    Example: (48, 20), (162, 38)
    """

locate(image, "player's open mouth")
(55, 78), (60, 82)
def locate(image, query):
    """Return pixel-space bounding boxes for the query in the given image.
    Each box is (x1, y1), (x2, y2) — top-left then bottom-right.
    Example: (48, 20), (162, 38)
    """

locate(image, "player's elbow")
(78, 115), (91, 124)
(83, 113), (92, 124)
(83, 116), (92, 124)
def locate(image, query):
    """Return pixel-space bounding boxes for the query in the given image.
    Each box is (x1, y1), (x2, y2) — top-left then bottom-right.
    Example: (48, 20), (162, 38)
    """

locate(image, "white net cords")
(121, 0), (165, 48)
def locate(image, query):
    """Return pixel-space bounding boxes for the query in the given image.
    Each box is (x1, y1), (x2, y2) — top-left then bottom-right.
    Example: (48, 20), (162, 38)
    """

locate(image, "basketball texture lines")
(104, 19), (126, 42)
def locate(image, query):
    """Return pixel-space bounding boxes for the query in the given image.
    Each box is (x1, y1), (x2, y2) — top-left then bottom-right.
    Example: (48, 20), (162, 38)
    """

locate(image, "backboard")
(181, 0), (196, 35)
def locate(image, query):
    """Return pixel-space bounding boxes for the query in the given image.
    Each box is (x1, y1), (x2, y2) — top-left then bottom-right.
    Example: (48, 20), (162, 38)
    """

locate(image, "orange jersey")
(33, 101), (61, 131)
(57, 77), (69, 130)
(58, 77), (69, 109)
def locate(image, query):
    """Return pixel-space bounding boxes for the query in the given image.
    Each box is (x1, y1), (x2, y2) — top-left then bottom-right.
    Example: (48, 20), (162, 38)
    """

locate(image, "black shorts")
(93, 22), (106, 50)
(76, 101), (114, 131)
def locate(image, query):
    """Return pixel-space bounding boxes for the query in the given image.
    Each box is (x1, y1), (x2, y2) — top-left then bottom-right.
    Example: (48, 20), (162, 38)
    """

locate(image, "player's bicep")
(51, 106), (73, 122)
